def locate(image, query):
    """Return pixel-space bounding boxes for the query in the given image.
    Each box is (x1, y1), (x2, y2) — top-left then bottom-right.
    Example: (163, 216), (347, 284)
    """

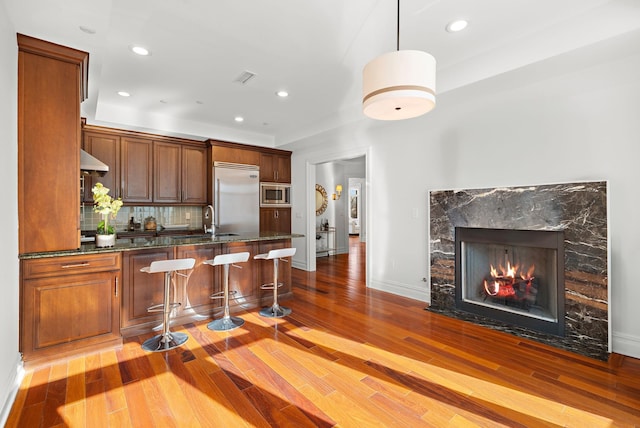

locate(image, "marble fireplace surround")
(429, 181), (609, 360)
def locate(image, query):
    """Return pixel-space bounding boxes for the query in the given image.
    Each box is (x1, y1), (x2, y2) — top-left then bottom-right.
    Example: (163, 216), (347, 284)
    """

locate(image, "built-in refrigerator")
(213, 162), (260, 234)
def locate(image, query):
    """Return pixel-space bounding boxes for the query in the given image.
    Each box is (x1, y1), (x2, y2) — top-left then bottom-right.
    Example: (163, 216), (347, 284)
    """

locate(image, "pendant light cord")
(396, 0), (400, 51)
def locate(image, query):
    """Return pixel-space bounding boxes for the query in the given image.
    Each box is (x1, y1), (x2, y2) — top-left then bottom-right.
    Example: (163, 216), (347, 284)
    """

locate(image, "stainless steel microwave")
(260, 183), (291, 207)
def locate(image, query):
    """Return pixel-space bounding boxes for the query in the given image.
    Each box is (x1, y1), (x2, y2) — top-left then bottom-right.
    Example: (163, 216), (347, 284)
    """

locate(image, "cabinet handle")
(61, 262), (90, 269)
(274, 210), (279, 219)
(115, 277), (118, 297)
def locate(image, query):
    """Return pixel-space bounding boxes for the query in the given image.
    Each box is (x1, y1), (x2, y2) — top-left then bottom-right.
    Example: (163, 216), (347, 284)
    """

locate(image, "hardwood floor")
(7, 237), (640, 427)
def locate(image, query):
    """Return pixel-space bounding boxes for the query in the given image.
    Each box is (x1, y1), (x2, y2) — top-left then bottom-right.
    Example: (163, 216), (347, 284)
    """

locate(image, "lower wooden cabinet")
(257, 240), (293, 305)
(20, 253), (121, 363)
(121, 247), (174, 336)
(260, 207), (291, 233)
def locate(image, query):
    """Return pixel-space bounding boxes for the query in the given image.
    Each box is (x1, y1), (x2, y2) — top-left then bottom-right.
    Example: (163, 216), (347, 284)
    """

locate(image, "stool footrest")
(147, 302), (181, 313)
(260, 282), (283, 291)
(210, 290), (238, 300)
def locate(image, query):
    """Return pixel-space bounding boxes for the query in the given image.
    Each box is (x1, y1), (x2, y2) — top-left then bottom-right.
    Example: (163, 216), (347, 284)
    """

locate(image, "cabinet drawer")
(22, 253), (121, 279)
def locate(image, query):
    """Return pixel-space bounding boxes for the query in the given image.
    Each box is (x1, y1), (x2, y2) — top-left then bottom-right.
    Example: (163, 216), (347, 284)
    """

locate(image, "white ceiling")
(5, 0), (640, 147)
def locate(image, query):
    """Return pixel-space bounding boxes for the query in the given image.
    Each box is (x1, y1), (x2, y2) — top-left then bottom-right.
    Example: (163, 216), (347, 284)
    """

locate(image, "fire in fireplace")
(455, 227), (565, 336)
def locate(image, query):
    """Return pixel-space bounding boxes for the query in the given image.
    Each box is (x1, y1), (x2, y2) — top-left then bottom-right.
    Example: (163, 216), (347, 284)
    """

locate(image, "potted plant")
(92, 182), (123, 247)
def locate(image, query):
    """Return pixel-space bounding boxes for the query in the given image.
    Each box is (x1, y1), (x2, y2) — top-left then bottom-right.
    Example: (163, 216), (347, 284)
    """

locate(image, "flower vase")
(96, 233), (116, 247)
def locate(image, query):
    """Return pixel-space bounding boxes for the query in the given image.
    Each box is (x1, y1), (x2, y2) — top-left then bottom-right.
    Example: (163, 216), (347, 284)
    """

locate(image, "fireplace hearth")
(429, 182), (608, 360)
(455, 227), (565, 336)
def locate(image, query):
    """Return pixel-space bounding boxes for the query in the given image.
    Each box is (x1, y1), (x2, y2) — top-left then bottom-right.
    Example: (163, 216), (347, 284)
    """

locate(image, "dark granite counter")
(19, 232), (304, 259)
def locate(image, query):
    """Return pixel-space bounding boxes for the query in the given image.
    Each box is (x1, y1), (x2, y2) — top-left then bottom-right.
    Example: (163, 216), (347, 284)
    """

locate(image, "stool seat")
(204, 252), (250, 267)
(254, 247), (297, 261)
(141, 258), (196, 274)
(204, 251), (250, 331)
(254, 247), (296, 318)
(140, 257), (195, 352)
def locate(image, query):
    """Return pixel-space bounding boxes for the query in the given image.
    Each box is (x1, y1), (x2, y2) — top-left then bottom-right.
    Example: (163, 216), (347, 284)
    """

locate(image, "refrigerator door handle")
(215, 178), (220, 228)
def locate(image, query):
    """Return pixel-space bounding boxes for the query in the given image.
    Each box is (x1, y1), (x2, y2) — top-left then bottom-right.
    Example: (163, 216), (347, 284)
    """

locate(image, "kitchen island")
(19, 232), (303, 365)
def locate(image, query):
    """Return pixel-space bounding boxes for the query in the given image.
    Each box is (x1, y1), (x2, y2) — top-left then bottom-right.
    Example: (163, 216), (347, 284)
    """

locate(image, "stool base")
(259, 305), (292, 318)
(207, 316), (245, 331)
(142, 331), (188, 352)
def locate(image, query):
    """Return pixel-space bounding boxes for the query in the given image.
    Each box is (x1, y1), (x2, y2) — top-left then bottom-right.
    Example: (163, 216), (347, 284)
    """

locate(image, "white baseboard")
(369, 279), (430, 303)
(612, 331), (640, 359)
(0, 353), (24, 427)
(291, 259), (307, 270)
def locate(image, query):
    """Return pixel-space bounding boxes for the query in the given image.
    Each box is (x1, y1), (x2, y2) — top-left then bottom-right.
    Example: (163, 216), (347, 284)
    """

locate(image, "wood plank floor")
(7, 237), (640, 427)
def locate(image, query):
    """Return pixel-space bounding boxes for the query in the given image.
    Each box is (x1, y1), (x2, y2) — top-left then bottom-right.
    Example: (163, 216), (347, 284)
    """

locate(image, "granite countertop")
(20, 232), (304, 259)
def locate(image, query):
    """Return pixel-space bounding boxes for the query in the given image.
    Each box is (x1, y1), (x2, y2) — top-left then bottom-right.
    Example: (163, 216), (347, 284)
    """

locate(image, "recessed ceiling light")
(446, 19), (468, 33)
(234, 116), (244, 123)
(130, 45), (151, 56)
(276, 90), (289, 98)
(159, 99), (168, 104)
(117, 91), (131, 97)
(196, 100), (204, 105)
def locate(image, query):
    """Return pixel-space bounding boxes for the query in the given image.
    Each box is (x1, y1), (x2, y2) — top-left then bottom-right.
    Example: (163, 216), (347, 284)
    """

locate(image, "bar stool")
(254, 247), (296, 318)
(204, 252), (250, 331)
(140, 258), (195, 352)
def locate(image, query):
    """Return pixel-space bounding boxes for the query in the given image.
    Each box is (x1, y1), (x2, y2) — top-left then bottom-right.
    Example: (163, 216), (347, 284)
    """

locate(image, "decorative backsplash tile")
(81, 205), (204, 232)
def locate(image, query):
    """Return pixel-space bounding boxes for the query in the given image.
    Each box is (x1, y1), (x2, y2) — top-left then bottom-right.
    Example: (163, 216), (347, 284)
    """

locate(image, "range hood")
(80, 149), (109, 176)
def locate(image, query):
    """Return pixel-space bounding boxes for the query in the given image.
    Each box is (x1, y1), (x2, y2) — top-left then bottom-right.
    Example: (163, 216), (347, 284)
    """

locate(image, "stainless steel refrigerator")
(213, 162), (260, 234)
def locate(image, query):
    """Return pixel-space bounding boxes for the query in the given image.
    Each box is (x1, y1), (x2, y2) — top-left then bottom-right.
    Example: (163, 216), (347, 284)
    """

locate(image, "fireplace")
(428, 181), (609, 360)
(455, 227), (565, 336)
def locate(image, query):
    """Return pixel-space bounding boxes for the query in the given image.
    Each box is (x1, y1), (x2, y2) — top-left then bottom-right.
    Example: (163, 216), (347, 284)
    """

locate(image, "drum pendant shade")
(362, 50), (436, 120)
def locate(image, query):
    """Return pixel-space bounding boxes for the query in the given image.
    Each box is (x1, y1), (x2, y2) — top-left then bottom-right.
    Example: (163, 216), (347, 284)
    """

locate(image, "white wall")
(0, 5), (23, 424)
(284, 30), (640, 359)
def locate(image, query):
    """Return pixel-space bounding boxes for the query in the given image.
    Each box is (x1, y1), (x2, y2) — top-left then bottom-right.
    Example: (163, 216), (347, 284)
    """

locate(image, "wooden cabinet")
(181, 145), (208, 204)
(154, 142), (207, 204)
(260, 152), (291, 183)
(18, 34), (88, 254)
(20, 253), (121, 363)
(257, 240), (293, 305)
(223, 241), (260, 306)
(260, 207), (291, 233)
(83, 125), (208, 205)
(82, 130), (120, 201)
(176, 245), (221, 315)
(122, 137), (154, 203)
(121, 247), (173, 335)
(210, 142), (261, 166)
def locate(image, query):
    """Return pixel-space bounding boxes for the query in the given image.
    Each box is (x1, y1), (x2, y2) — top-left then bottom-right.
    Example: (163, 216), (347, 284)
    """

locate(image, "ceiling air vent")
(233, 70), (256, 85)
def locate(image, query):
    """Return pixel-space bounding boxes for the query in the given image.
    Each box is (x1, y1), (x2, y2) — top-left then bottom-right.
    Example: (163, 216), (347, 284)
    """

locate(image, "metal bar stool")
(140, 258), (195, 352)
(254, 247), (296, 318)
(204, 252), (250, 331)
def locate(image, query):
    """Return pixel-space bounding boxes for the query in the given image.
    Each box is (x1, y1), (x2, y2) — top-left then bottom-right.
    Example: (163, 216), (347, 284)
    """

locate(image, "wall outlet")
(185, 212), (191, 220)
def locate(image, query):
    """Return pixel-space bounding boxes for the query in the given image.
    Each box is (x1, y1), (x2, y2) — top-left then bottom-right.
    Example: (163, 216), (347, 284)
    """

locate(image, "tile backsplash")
(81, 205), (204, 232)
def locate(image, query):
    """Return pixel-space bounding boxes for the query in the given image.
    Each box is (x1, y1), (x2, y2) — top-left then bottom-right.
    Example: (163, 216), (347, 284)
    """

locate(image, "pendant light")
(362, 0), (436, 120)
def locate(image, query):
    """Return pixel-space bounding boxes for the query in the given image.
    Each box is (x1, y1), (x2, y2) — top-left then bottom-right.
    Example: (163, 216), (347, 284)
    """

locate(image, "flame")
(489, 260), (534, 280)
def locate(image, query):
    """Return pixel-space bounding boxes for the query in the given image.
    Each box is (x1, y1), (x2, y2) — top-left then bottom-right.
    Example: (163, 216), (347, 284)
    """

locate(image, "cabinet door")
(154, 141), (182, 203)
(18, 37), (85, 254)
(224, 241), (259, 306)
(121, 248), (173, 330)
(176, 245), (221, 314)
(257, 240), (293, 302)
(23, 272), (119, 351)
(121, 137), (153, 203)
(260, 208), (291, 233)
(83, 131), (121, 201)
(260, 153), (291, 183)
(182, 145), (208, 204)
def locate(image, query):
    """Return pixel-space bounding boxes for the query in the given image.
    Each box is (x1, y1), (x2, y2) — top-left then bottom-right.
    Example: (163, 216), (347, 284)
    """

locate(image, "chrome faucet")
(203, 205), (216, 235)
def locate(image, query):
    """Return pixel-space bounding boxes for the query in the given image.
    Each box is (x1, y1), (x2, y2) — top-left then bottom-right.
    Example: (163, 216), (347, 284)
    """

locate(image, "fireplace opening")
(455, 227), (565, 336)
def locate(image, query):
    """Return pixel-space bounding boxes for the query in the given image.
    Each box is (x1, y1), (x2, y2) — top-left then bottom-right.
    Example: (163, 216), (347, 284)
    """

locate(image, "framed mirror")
(315, 184), (328, 216)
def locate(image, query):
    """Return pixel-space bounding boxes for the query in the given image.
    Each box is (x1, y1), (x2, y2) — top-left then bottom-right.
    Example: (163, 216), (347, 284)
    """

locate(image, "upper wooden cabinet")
(154, 142), (207, 204)
(83, 125), (207, 205)
(260, 152), (291, 183)
(18, 34), (88, 254)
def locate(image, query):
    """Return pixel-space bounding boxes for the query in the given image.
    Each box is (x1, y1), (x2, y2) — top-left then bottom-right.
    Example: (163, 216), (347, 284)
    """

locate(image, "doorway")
(307, 154), (368, 286)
